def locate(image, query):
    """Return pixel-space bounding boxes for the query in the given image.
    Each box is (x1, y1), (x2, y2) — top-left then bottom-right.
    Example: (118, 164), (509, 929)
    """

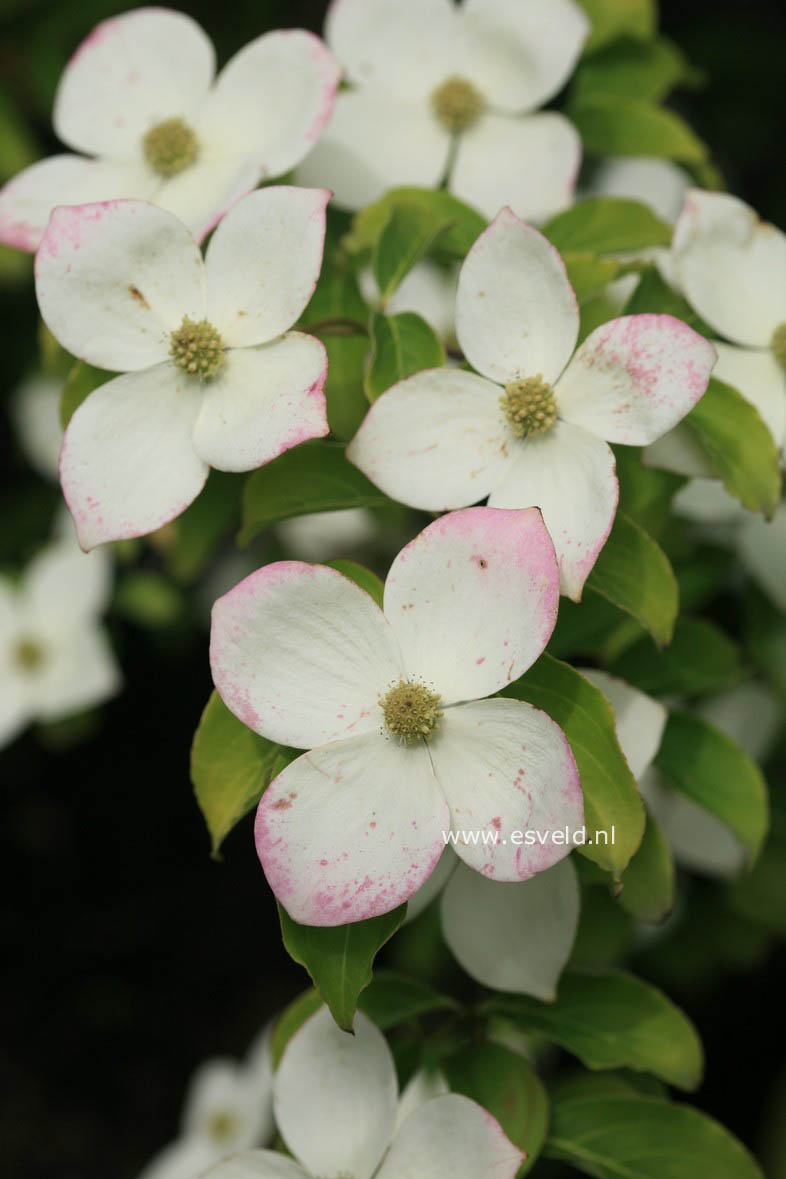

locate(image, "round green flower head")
(170, 317), (226, 380)
(431, 76), (485, 132)
(143, 117), (199, 177)
(501, 375), (558, 438)
(381, 680), (443, 744)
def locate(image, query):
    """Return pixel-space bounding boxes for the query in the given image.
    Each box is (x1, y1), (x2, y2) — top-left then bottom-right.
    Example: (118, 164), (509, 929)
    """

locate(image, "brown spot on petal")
(128, 284), (150, 310)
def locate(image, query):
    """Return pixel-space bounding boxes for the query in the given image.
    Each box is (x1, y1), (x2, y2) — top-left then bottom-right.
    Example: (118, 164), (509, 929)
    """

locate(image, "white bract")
(589, 157), (691, 225)
(297, 0), (588, 221)
(210, 506), (583, 926)
(0, 7), (339, 250)
(647, 190), (786, 473)
(35, 187), (331, 549)
(0, 531), (118, 747)
(205, 1006), (523, 1179)
(349, 208), (717, 600)
(674, 481), (786, 612)
(139, 1036), (274, 1179)
(11, 372), (64, 481)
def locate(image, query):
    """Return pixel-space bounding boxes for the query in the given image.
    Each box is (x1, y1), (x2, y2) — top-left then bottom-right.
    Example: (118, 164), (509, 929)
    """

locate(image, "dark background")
(1, 1), (785, 1176)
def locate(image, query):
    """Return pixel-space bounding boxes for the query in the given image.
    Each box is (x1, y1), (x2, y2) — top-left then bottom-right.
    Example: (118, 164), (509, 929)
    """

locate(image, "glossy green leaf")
(564, 252), (625, 300)
(344, 186), (486, 260)
(326, 559), (384, 608)
(543, 198), (671, 254)
(278, 903), (407, 1031)
(357, 971), (460, 1030)
(586, 513), (678, 645)
(571, 96), (708, 162)
(503, 655), (644, 875)
(271, 989), (322, 1068)
(444, 1041), (549, 1174)
(373, 204), (453, 301)
(547, 1089), (762, 1178)
(611, 617), (744, 696)
(323, 335), (371, 441)
(113, 570), (186, 629)
(623, 264), (714, 336)
(365, 311), (445, 401)
(163, 470), (243, 584)
(655, 710), (769, 862)
(190, 691), (282, 856)
(483, 970), (703, 1090)
(618, 807), (675, 923)
(577, 0), (656, 53)
(573, 37), (700, 102)
(681, 377), (782, 517)
(240, 440), (391, 544)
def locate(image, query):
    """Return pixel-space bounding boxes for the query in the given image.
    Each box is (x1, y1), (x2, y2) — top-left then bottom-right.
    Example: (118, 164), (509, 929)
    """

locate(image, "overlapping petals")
(351, 209), (716, 599)
(35, 188), (330, 548)
(211, 508), (583, 925)
(0, 8), (340, 248)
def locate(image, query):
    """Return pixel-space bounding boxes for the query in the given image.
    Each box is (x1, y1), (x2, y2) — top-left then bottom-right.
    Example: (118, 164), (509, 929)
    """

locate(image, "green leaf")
(577, 0), (656, 53)
(564, 252), (625, 300)
(623, 264), (714, 336)
(503, 655), (644, 875)
(655, 710), (769, 862)
(570, 96), (708, 163)
(614, 445), (685, 537)
(542, 197), (671, 255)
(190, 691), (282, 856)
(344, 187), (486, 261)
(365, 311), (446, 401)
(240, 440), (391, 544)
(573, 37), (700, 103)
(163, 471), (243, 584)
(444, 1042), (549, 1174)
(483, 970), (703, 1091)
(373, 204), (453, 301)
(586, 513), (678, 645)
(60, 360), (113, 428)
(681, 377), (782, 517)
(113, 570), (186, 629)
(278, 903), (407, 1031)
(547, 1089), (762, 1179)
(323, 335), (371, 441)
(357, 971), (460, 1030)
(610, 617), (744, 696)
(618, 808), (675, 923)
(271, 989), (323, 1068)
(326, 559), (384, 608)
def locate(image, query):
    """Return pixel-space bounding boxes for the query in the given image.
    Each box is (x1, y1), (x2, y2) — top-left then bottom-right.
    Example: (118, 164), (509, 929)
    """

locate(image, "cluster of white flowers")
(2, 1), (784, 1172)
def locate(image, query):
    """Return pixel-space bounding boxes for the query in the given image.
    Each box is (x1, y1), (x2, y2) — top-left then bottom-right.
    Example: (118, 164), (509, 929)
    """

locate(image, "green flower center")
(431, 76), (485, 132)
(142, 117), (199, 177)
(13, 637), (46, 672)
(771, 322), (786, 372)
(206, 1111), (239, 1143)
(169, 316), (226, 380)
(501, 375), (558, 438)
(381, 680), (442, 744)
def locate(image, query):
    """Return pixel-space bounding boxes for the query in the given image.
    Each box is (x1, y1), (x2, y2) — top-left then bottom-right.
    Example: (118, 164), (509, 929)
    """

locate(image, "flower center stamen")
(143, 117), (199, 177)
(771, 322), (786, 371)
(431, 76), (485, 132)
(13, 637), (46, 672)
(169, 316), (226, 380)
(501, 375), (557, 438)
(381, 680), (442, 744)
(206, 1111), (239, 1143)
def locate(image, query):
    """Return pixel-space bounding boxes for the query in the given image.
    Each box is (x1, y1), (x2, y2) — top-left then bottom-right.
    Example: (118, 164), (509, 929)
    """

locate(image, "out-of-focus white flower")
(276, 508), (378, 562)
(139, 1033), (274, 1179)
(349, 209), (717, 600)
(0, 530), (118, 747)
(590, 157), (691, 225)
(11, 373), (64, 481)
(358, 260), (459, 348)
(646, 191), (786, 474)
(0, 8), (340, 249)
(298, 0), (588, 221)
(206, 1006), (523, 1179)
(35, 188), (331, 549)
(674, 481), (786, 612)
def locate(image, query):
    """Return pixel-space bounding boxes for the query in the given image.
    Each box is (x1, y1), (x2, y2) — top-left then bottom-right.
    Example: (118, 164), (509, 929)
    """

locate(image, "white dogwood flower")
(206, 1006), (523, 1179)
(589, 157), (691, 225)
(0, 531), (118, 747)
(11, 372), (64, 481)
(297, 0), (587, 221)
(0, 7), (340, 250)
(139, 1038), (274, 1179)
(349, 208), (717, 600)
(35, 188), (331, 549)
(647, 191), (786, 474)
(210, 506), (583, 926)
(674, 481), (786, 612)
